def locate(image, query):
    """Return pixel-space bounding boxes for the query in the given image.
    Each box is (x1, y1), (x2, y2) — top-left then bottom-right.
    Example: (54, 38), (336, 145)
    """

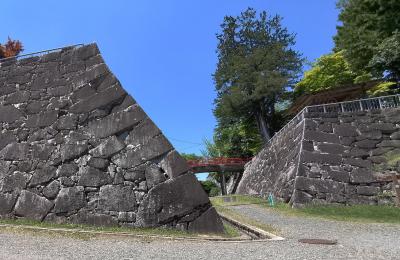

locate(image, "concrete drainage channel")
(218, 213), (284, 241)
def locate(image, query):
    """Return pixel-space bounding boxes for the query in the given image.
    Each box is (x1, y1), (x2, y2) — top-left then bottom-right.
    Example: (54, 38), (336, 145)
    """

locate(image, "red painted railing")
(187, 157), (252, 168)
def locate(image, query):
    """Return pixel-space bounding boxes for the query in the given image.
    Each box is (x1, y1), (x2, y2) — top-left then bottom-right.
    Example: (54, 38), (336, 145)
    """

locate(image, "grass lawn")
(210, 195), (400, 224)
(0, 218), (240, 239)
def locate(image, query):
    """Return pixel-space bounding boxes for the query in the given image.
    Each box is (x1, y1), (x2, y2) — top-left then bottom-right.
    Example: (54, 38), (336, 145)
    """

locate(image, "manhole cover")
(298, 239), (337, 245)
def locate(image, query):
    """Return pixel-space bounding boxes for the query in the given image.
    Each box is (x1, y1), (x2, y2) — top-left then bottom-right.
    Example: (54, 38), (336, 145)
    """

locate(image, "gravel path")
(0, 206), (399, 260)
(229, 204), (400, 260)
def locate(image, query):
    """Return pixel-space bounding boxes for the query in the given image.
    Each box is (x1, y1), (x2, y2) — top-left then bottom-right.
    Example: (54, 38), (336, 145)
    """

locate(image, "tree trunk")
(255, 109), (271, 143)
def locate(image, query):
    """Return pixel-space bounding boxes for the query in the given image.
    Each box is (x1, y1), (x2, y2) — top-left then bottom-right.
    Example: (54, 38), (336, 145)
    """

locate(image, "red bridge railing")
(187, 157), (252, 168)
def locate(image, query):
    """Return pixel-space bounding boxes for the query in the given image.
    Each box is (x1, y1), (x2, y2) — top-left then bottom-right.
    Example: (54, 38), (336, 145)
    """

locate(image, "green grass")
(211, 194), (400, 224)
(0, 218), (240, 239)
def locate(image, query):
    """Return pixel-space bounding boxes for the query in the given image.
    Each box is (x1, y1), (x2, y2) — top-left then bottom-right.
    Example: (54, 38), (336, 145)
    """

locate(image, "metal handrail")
(0, 43), (85, 62)
(265, 93), (400, 148)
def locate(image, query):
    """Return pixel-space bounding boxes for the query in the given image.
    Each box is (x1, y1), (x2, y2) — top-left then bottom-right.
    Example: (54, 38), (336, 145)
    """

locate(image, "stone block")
(87, 105), (146, 139)
(57, 163), (78, 177)
(390, 131), (400, 140)
(89, 136), (125, 158)
(377, 140), (400, 148)
(356, 186), (380, 196)
(29, 166), (57, 187)
(1, 171), (30, 192)
(301, 150), (342, 165)
(54, 187), (86, 213)
(26, 111), (58, 128)
(304, 130), (339, 143)
(354, 139), (379, 149)
(333, 124), (358, 137)
(14, 190), (53, 221)
(78, 166), (112, 187)
(188, 207), (224, 234)
(350, 168), (375, 184)
(60, 143), (88, 162)
(42, 180), (61, 199)
(343, 158), (372, 168)
(0, 105), (23, 123)
(0, 192), (18, 215)
(98, 185), (136, 212)
(125, 118), (161, 146)
(136, 173), (210, 227)
(318, 143), (345, 154)
(0, 143), (29, 161)
(160, 150), (189, 178)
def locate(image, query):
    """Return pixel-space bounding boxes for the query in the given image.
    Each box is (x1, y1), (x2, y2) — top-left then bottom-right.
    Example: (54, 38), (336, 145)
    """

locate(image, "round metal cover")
(298, 238), (337, 245)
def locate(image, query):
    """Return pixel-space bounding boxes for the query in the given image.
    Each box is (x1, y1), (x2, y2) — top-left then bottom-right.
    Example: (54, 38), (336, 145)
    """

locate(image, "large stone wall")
(0, 44), (224, 233)
(237, 115), (304, 202)
(237, 107), (400, 206)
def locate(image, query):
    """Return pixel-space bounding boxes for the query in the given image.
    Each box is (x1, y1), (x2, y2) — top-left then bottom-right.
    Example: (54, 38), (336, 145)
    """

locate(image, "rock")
(0, 105), (23, 123)
(145, 165), (167, 189)
(31, 144), (55, 160)
(70, 211), (118, 227)
(43, 180), (60, 199)
(0, 143), (29, 161)
(70, 84), (126, 113)
(57, 163), (78, 177)
(78, 166), (112, 187)
(125, 118), (161, 146)
(118, 212), (136, 222)
(89, 136), (125, 158)
(87, 157), (109, 169)
(301, 150), (342, 165)
(87, 105), (146, 139)
(343, 158), (372, 168)
(0, 132), (17, 150)
(98, 185), (136, 211)
(0, 192), (18, 215)
(333, 124), (358, 137)
(356, 186), (380, 196)
(60, 143), (88, 162)
(54, 187), (86, 213)
(112, 135), (173, 168)
(160, 150), (189, 178)
(390, 131), (400, 140)
(26, 111), (58, 128)
(304, 130), (340, 143)
(14, 190), (53, 221)
(377, 140), (400, 148)
(124, 169), (145, 182)
(188, 207), (224, 234)
(317, 143), (345, 154)
(354, 139), (379, 149)
(350, 168), (375, 183)
(136, 173), (210, 227)
(1, 171), (30, 192)
(29, 166), (57, 186)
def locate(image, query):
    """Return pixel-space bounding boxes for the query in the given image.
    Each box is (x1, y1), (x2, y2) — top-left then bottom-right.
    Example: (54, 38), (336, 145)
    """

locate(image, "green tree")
(334, 0), (400, 79)
(369, 31), (400, 80)
(214, 8), (303, 142)
(295, 51), (357, 95)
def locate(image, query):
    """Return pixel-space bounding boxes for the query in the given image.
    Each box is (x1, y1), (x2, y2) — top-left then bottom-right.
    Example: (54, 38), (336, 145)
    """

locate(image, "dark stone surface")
(14, 190), (53, 221)
(188, 207), (225, 234)
(0, 44), (223, 233)
(54, 187), (86, 213)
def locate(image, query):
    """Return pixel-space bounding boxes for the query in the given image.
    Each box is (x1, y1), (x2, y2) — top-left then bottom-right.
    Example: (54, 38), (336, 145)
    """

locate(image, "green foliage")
(180, 153), (202, 160)
(334, 0), (400, 79)
(214, 7), (303, 142)
(367, 81), (398, 97)
(200, 180), (221, 197)
(295, 51), (358, 95)
(369, 31), (400, 80)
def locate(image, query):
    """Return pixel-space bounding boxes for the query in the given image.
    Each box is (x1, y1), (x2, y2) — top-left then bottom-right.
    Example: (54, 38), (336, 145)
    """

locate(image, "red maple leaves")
(0, 37), (24, 59)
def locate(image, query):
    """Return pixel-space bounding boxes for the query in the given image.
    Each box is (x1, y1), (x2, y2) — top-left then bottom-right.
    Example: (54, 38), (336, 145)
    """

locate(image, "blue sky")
(3, 1), (339, 180)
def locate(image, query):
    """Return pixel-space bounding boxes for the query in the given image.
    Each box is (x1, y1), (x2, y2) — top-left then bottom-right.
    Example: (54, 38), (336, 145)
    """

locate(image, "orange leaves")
(0, 37), (24, 59)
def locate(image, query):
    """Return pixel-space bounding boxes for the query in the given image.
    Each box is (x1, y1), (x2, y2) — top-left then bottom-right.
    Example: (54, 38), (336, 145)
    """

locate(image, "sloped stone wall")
(237, 107), (400, 207)
(236, 116), (304, 202)
(0, 44), (224, 233)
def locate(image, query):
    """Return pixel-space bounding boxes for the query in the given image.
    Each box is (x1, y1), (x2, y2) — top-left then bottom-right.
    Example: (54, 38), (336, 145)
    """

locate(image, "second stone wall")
(237, 107), (400, 206)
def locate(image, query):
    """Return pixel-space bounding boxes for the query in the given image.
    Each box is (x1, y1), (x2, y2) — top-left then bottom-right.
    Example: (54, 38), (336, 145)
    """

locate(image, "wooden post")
(391, 171), (400, 207)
